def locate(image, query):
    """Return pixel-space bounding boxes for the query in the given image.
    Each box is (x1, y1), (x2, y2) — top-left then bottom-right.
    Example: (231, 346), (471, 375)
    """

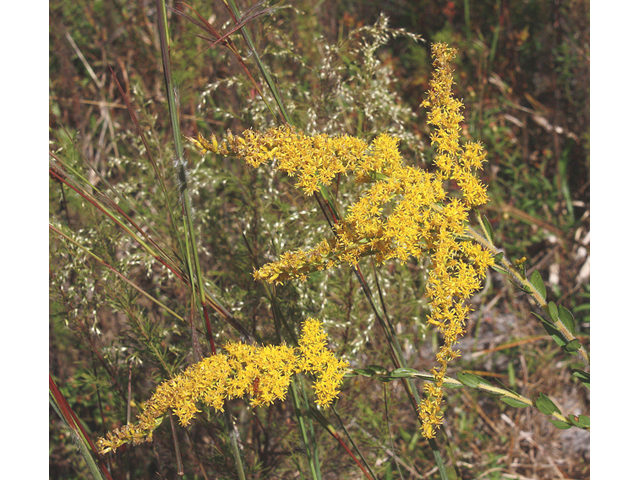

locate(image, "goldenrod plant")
(97, 318), (349, 453)
(190, 43), (495, 442)
(50, 1), (589, 478)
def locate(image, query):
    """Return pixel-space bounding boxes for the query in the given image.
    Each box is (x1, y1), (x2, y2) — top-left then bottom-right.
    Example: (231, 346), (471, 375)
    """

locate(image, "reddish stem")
(49, 374), (114, 480)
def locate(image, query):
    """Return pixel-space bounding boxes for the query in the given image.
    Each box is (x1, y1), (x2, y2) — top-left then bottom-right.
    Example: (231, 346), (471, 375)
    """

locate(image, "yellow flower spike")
(414, 43), (494, 439)
(188, 132), (219, 155)
(97, 319), (347, 453)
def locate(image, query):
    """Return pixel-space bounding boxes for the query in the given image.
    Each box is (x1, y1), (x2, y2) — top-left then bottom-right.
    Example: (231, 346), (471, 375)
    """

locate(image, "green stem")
(50, 374), (112, 480)
(352, 267), (451, 479)
(465, 223), (589, 365)
(222, 407), (247, 480)
(156, 0), (216, 354)
(330, 404), (377, 479)
(356, 368), (587, 430)
(224, 0), (290, 124)
(308, 408), (376, 480)
(290, 375), (321, 480)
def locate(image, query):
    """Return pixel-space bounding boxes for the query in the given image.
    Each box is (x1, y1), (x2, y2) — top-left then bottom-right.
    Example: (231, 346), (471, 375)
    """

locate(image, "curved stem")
(465, 222), (589, 365)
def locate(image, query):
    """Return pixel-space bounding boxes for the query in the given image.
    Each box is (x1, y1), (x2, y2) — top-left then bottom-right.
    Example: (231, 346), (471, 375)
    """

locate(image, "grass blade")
(156, 0), (216, 355)
(49, 374), (113, 480)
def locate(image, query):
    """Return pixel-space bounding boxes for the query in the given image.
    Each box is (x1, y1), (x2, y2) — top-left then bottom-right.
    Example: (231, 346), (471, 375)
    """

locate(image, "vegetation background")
(49, 0), (591, 478)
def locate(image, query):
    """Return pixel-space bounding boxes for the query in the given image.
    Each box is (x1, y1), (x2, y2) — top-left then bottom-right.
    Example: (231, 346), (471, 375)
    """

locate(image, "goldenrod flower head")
(97, 319), (348, 454)
(191, 125), (368, 196)
(296, 318), (350, 407)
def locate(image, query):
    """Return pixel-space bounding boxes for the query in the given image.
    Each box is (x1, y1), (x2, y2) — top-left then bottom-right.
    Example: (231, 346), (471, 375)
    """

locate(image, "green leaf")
(490, 263), (508, 275)
(538, 317), (568, 347)
(571, 369), (590, 389)
(530, 270), (546, 300)
(457, 372), (492, 389)
(535, 393), (561, 415)
(352, 368), (374, 377)
(549, 419), (572, 429)
(354, 367), (395, 383)
(389, 368), (418, 378)
(510, 278), (533, 294)
(367, 365), (389, 375)
(563, 339), (582, 353)
(577, 415), (590, 428)
(481, 215), (494, 243)
(455, 233), (475, 242)
(443, 379), (465, 389)
(558, 305), (577, 335)
(531, 312), (546, 323)
(548, 301), (559, 322)
(568, 414), (590, 428)
(493, 251), (504, 264)
(500, 396), (530, 408)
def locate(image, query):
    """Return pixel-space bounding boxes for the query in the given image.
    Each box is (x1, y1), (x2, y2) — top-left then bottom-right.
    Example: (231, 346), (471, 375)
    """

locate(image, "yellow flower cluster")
(416, 43), (493, 439)
(193, 127), (449, 280)
(97, 319), (348, 454)
(191, 43), (493, 440)
(191, 127), (369, 196)
(421, 43), (488, 208)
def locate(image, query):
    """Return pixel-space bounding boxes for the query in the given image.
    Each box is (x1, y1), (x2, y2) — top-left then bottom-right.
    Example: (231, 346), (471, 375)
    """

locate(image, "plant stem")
(49, 374), (113, 480)
(222, 407), (247, 480)
(290, 376), (322, 480)
(156, 0), (216, 355)
(465, 223), (589, 365)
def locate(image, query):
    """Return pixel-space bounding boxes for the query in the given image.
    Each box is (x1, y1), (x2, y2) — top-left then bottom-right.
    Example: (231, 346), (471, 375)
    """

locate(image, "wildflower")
(97, 318), (348, 454)
(190, 126), (368, 196)
(190, 42), (493, 440)
(417, 43), (491, 438)
(296, 318), (350, 407)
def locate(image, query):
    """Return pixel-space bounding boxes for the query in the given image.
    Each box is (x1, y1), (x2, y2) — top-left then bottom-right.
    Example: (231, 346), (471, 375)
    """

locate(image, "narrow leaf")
(563, 339), (582, 353)
(500, 396), (530, 408)
(558, 305), (577, 335)
(539, 318), (568, 347)
(481, 215), (494, 243)
(390, 368), (419, 378)
(510, 278), (533, 294)
(531, 312), (547, 323)
(352, 368), (376, 378)
(571, 369), (590, 389)
(530, 270), (546, 300)
(549, 419), (572, 430)
(367, 365), (389, 375)
(457, 372), (481, 388)
(490, 263), (509, 275)
(457, 372), (492, 389)
(575, 415), (590, 428)
(535, 393), (561, 415)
